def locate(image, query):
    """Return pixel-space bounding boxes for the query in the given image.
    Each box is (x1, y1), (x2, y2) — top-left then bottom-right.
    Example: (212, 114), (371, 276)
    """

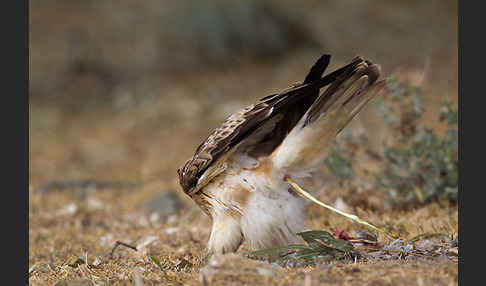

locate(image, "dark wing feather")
(178, 54), (364, 194)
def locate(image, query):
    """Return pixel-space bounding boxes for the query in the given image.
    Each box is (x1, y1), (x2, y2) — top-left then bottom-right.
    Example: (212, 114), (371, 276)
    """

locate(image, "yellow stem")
(285, 176), (399, 239)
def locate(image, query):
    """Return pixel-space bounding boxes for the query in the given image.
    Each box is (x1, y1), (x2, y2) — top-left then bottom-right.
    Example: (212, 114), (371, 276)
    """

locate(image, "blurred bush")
(323, 79), (458, 208)
(375, 80), (458, 206)
(30, 0), (318, 102)
(30, 0), (456, 106)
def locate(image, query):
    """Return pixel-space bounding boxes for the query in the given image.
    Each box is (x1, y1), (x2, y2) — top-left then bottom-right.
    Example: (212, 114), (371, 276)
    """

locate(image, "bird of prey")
(178, 54), (385, 255)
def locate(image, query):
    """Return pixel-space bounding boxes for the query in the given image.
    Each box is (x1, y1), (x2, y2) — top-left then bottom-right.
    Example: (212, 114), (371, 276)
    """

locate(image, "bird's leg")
(207, 213), (244, 255)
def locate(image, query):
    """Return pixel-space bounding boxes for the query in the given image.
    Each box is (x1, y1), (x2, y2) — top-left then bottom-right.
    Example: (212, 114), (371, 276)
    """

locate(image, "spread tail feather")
(271, 59), (386, 173)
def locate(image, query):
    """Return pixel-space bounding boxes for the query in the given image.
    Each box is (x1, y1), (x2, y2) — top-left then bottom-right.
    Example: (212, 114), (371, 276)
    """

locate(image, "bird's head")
(178, 155), (228, 196)
(177, 159), (200, 196)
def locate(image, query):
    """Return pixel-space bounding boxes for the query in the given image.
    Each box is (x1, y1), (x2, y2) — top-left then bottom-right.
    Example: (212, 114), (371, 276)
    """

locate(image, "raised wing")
(178, 54), (365, 195)
(272, 59), (385, 172)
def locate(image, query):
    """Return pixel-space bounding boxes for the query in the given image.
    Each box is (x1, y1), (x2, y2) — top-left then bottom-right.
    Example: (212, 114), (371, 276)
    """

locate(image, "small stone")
(383, 239), (405, 251)
(367, 251), (385, 260)
(149, 212), (160, 224)
(167, 214), (178, 224)
(57, 203), (78, 216)
(417, 239), (433, 250)
(165, 227), (179, 235)
(447, 247), (458, 256)
(144, 192), (182, 217)
(256, 267), (276, 277)
(99, 234), (114, 247)
(86, 197), (103, 210)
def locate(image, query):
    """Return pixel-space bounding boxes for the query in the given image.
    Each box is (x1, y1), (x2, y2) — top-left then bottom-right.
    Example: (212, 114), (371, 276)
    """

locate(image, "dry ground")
(29, 52), (458, 285)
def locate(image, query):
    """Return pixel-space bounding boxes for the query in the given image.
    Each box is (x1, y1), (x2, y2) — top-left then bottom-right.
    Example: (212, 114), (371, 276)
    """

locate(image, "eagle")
(178, 54), (386, 254)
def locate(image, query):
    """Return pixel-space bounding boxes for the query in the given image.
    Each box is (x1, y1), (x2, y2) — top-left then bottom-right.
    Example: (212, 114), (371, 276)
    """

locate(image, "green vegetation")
(250, 230), (353, 266)
(325, 78), (458, 207)
(376, 80), (458, 205)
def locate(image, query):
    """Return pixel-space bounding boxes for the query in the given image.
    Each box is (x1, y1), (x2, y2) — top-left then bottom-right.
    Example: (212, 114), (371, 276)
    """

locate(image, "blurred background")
(29, 0), (457, 206)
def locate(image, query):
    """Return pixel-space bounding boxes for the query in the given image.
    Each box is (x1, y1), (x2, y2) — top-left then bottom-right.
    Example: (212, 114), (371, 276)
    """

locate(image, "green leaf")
(297, 230), (354, 252)
(276, 248), (320, 266)
(249, 244), (309, 256)
(249, 230), (355, 266)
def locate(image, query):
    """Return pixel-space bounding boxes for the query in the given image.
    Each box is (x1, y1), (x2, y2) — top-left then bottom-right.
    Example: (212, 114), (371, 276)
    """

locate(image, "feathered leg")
(207, 213), (243, 255)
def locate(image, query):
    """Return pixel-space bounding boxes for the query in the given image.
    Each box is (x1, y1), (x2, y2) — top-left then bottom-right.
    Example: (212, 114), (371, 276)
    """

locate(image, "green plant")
(375, 81), (458, 205)
(250, 230), (353, 266)
(323, 77), (458, 207)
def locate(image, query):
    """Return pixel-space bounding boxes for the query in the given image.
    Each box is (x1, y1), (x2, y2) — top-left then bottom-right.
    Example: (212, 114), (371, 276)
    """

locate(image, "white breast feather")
(204, 153), (308, 250)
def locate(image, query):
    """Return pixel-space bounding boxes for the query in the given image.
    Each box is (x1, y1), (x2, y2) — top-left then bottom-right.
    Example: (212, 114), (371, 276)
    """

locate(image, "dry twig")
(109, 241), (138, 258)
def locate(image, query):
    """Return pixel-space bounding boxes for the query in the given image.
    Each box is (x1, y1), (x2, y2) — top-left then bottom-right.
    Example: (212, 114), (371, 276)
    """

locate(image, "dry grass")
(28, 184), (457, 285)
(29, 51), (457, 285)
